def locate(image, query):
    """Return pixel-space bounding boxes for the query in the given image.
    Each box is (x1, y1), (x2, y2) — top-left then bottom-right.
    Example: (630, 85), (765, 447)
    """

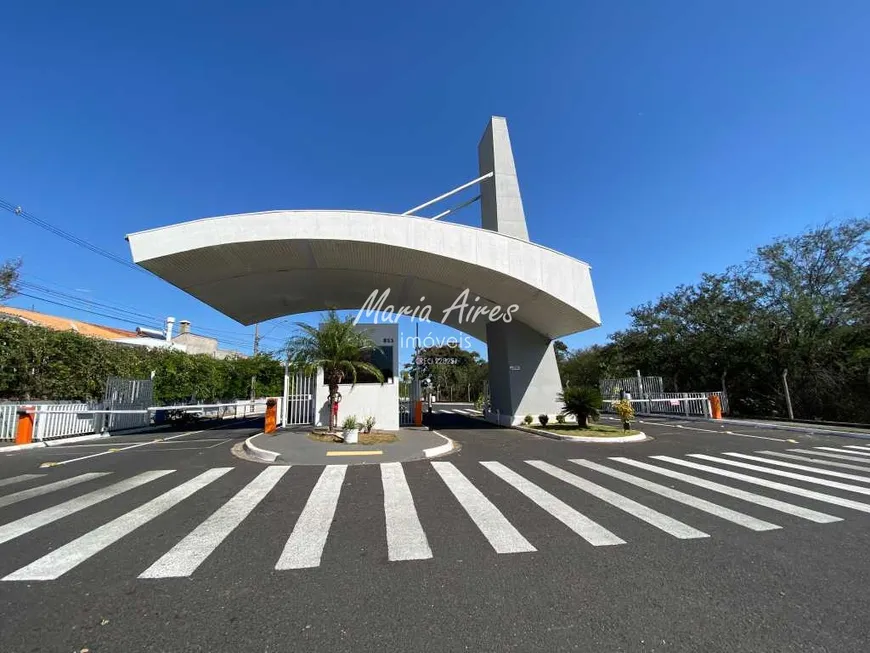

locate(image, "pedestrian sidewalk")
(243, 426), (455, 464)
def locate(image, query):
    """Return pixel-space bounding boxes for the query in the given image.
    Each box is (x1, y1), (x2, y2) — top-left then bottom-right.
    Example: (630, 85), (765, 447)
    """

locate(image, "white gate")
(103, 377), (153, 431)
(285, 372), (315, 425)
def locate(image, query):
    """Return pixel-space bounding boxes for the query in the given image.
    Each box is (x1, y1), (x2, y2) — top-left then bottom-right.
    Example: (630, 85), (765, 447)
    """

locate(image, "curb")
(243, 433), (281, 463)
(423, 430), (457, 458)
(511, 423), (649, 443)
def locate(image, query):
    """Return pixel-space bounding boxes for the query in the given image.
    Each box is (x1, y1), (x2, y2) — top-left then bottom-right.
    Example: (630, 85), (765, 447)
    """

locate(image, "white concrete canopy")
(127, 210), (600, 343)
(127, 116), (602, 425)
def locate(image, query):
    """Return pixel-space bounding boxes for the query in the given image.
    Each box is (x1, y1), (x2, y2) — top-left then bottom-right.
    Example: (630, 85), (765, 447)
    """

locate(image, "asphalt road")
(1, 409), (870, 652)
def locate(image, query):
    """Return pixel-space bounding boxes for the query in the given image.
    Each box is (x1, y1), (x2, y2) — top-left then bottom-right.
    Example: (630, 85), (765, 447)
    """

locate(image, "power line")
(0, 198), (147, 274)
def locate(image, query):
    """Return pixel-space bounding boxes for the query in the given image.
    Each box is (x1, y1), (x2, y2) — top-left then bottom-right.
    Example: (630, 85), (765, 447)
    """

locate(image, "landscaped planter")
(342, 427), (359, 444)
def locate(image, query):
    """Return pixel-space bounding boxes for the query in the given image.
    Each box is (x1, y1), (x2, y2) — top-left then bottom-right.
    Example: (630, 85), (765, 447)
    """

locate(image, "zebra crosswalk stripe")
(142, 466), (291, 578)
(688, 454), (870, 496)
(652, 455), (870, 514)
(611, 458), (839, 523)
(431, 462), (535, 554)
(843, 445), (870, 451)
(481, 461), (624, 546)
(813, 447), (870, 458)
(4, 468), (232, 581)
(0, 474), (45, 489)
(527, 460), (708, 539)
(722, 452), (870, 483)
(0, 470), (175, 546)
(276, 465), (346, 570)
(570, 459), (780, 532)
(789, 449), (870, 464)
(0, 473), (110, 509)
(758, 450), (870, 473)
(381, 462), (432, 562)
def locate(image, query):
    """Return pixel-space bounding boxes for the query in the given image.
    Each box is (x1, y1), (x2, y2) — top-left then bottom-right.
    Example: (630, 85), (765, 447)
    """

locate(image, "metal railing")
(602, 392), (727, 418)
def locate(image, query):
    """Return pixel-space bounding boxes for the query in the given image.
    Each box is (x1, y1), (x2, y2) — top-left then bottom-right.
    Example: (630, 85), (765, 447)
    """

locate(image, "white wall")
(312, 369), (400, 431)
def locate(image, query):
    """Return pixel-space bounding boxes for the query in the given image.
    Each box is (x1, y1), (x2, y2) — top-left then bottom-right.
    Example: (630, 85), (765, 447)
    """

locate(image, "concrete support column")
(485, 320), (562, 425)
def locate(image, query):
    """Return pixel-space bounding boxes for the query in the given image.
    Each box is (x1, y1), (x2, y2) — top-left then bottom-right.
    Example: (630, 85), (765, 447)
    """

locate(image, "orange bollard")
(414, 400), (423, 426)
(709, 395), (722, 420)
(15, 406), (35, 444)
(264, 398), (278, 434)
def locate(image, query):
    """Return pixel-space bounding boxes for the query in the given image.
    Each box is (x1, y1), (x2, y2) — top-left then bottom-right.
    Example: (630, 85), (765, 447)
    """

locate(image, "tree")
(403, 344), (488, 402)
(285, 310), (384, 430)
(558, 386), (602, 428)
(1, 258), (21, 302)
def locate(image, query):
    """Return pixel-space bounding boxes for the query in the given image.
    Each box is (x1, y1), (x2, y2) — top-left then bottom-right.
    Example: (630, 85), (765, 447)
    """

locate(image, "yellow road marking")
(325, 450), (383, 457)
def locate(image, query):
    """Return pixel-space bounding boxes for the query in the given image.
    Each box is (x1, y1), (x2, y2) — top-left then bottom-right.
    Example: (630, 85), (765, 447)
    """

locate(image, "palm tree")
(558, 386), (602, 428)
(285, 310), (384, 430)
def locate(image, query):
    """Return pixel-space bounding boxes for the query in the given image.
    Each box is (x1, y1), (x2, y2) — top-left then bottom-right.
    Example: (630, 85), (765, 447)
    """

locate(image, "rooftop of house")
(0, 306), (139, 340)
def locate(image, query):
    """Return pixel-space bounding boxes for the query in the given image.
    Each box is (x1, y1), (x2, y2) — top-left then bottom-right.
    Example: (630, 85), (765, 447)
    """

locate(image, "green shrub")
(342, 415), (358, 430)
(556, 413), (565, 424)
(523, 414), (533, 425)
(558, 386), (602, 428)
(538, 414), (549, 426)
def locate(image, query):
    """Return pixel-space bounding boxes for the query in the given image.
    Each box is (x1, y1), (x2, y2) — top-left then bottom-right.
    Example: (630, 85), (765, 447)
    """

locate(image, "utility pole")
(250, 324), (260, 401)
(782, 368), (794, 420)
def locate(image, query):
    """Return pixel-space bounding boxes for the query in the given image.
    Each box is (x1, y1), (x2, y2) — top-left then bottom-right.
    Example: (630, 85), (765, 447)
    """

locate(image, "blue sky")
(2, 1), (869, 363)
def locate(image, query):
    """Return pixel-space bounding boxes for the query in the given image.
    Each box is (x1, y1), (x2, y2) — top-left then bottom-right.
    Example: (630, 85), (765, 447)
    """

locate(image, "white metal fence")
(103, 377), (153, 431)
(603, 391), (729, 418)
(1, 401), (98, 442)
(284, 373), (315, 426)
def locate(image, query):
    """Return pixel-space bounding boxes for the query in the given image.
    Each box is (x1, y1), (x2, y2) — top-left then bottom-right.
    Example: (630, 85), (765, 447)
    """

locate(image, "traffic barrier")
(15, 406), (35, 444)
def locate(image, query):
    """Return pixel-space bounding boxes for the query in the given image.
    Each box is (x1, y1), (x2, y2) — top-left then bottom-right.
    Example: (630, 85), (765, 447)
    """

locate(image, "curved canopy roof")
(127, 210), (600, 342)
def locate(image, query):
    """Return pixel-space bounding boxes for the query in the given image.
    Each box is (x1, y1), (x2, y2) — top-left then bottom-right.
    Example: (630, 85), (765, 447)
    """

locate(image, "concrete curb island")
(511, 423), (649, 443)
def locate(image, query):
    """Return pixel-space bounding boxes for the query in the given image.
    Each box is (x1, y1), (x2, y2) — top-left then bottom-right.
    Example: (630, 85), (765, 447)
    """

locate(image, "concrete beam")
(478, 116), (530, 241)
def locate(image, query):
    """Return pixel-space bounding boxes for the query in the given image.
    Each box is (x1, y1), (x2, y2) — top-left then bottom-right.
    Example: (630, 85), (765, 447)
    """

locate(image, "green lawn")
(536, 423), (641, 437)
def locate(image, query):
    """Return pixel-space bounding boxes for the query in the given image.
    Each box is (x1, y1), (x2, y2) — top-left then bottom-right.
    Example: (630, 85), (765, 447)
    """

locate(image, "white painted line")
(4, 468), (231, 581)
(527, 460), (708, 539)
(814, 447), (870, 458)
(42, 427), (213, 467)
(723, 452), (870, 483)
(687, 454), (870, 496)
(756, 451), (870, 473)
(570, 459), (779, 532)
(276, 465), (346, 569)
(612, 458), (839, 523)
(0, 474), (45, 489)
(844, 445), (870, 451)
(787, 449), (870, 464)
(673, 424), (788, 442)
(652, 455), (870, 515)
(0, 472), (110, 509)
(141, 466), (290, 578)
(481, 461), (624, 546)
(0, 470), (174, 545)
(431, 462), (535, 554)
(381, 462), (432, 561)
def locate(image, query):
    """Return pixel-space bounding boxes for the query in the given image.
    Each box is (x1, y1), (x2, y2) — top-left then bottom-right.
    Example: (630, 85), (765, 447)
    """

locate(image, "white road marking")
(41, 428), (211, 467)
(0, 470), (174, 545)
(687, 454), (870, 496)
(671, 424), (788, 442)
(276, 465), (347, 569)
(0, 474), (45, 489)
(570, 459), (779, 532)
(431, 462), (535, 554)
(757, 450), (870, 472)
(652, 455), (870, 515)
(481, 461), (624, 546)
(4, 468), (231, 581)
(381, 462), (432, 561)
(722, 452), (870, 483)
(0, 472), (110, 509)
(613, 458), (839, 523)
(787, 449), (870, 464)
(843, 445), (870, 451)
(528, 460), (708, 539)
(814, 447), (870, 458)
(141, 466), (290, 578)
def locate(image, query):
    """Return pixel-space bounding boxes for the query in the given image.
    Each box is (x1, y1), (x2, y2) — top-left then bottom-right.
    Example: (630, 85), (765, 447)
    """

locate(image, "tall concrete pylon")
(478, 116), (564, 424)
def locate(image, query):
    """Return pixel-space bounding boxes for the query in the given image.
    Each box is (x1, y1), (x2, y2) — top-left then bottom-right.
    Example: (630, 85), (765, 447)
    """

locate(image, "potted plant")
(363, 416), (376, 434)
(342, 415), (360, 444)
